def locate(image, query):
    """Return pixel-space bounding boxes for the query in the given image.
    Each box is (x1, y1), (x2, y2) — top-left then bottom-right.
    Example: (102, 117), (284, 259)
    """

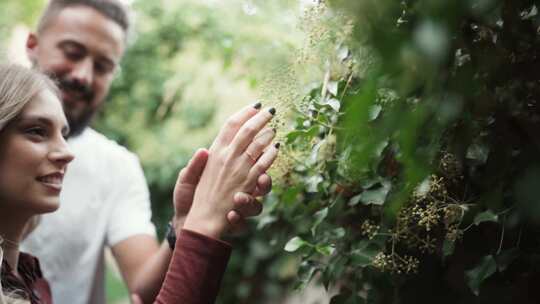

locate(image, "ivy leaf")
(282, 186), (301, 205)
(286, 126), (319, 143)
(443, 239), (455, 259)
(284, 236), (311, 252)
(308, 140), (324, 165)
(368, 104), (382, 121)
(466, 143), (489, 164)
(316, 244), (336, 256)
(355, 181), (391, 206)
(306, 174), (324, 193)
(325, 98), (341, 112)
(465, 255), (497, 296)
(495, 248), (519, 272)
(350, 241), (378, 266)
(337, 45), (350, 62)
(520, 5), (537, 20)
(473, 210), (498, 225)
(348, 193), (363, 206)
(294, 261), (318, 290)
(327, 81), (339, 96)
(330, 227), (346, 239)
(311, 207), (329, 236)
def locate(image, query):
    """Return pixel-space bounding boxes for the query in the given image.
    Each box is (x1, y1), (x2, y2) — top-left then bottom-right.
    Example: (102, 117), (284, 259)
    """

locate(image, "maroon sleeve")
(154, 228), (232, 304)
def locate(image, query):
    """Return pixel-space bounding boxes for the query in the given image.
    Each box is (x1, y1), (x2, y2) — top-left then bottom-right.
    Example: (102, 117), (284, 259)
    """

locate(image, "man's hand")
(173, 148), (272, 232)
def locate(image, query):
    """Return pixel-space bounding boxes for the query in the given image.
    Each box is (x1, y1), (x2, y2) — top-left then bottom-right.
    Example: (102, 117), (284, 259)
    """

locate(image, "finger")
(227, 211), (248, 232)
(229, 107), (275, 156)
(244, 128), (275, 163)
(178, 148), (209, 185)
(236, 199), (263, 218)
(227, 211), (243, 226)
(245, 143), (280, 190)
(233, 193), (263, 217)
(214, 102), (262, 148)
(131, 294), (143, 304)
(253, 174), (272, 196)
(233, 191), (254, 205)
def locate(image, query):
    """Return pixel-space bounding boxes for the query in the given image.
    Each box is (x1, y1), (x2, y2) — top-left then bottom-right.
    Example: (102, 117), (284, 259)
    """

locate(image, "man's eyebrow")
(16, 115), (70, 135)
(58, 40), (118, 67)
(58, 40), (86, 51)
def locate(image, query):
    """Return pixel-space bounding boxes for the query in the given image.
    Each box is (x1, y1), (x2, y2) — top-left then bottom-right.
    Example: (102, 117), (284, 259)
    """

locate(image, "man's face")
(27, 5), (126, 136)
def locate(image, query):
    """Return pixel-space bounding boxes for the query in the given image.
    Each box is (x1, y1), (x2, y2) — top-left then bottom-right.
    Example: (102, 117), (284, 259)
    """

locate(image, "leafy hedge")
(95, 0), (540, 303)
(256, 0), (540, 303)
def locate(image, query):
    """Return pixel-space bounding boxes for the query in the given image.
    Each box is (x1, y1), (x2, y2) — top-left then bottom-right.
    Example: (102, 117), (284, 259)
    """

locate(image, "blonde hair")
(0, 63), (59, 132)
(0, 64), (59, 304)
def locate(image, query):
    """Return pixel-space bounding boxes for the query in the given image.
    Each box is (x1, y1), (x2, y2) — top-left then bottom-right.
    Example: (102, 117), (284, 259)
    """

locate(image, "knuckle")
(252, 163), (265, 175)
(242, 125), (258, 137)
(252, 140), (266, 152)
(177, 168), (186, 180)
(226, 118), (241, 130)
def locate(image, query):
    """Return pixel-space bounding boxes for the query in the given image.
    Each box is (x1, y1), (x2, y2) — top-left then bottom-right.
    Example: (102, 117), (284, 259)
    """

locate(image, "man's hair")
(37, 0), (130, 34)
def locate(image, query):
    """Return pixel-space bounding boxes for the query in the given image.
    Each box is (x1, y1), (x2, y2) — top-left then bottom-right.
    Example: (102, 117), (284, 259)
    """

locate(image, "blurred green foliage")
(0, 0), (45, 59)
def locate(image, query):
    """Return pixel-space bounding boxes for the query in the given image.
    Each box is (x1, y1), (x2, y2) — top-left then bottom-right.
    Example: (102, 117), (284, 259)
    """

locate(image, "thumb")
(178, 148), (209, 185)
(130, 294), (143, 304)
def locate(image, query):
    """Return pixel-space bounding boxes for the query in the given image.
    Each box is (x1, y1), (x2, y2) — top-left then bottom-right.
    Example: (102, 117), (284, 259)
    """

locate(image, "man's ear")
(26, 33), (39, 62)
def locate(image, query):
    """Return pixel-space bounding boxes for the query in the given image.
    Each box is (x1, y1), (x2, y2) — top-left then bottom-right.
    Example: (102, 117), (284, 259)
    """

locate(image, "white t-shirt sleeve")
(105, 152), (156, 247)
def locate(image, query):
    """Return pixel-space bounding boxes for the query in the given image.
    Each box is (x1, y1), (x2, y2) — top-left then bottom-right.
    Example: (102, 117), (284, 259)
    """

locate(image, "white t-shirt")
(22, 128), (156, 304)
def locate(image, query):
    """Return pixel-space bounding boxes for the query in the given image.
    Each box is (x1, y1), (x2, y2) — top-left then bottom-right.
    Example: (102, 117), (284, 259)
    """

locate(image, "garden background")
(1, 0), (539, 303)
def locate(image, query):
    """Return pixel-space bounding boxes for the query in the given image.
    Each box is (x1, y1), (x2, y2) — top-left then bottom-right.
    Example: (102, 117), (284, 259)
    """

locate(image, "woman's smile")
(36, 171), (65, 192)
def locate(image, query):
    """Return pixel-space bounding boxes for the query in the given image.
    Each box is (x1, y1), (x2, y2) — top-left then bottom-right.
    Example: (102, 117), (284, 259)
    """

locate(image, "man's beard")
(50, 74), (96, 138)
(65, 107), (95, 138)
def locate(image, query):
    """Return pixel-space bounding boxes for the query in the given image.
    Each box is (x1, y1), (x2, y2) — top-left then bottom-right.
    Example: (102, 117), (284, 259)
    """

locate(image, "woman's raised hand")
(183, 104), (279, 239)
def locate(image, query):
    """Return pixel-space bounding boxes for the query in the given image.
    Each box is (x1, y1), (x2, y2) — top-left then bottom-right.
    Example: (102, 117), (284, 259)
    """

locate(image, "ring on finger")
(245, 150), (258, 162)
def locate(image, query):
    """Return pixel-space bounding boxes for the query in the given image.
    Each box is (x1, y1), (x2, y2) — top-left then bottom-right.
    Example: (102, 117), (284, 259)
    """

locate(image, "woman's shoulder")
(18, 252), (44, 278)
(1, 252), (52, 303)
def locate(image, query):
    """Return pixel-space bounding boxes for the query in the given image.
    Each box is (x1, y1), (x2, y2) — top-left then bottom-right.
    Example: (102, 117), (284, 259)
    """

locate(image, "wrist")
(172, 215), (187, 235)
(183, 214), (227, 240)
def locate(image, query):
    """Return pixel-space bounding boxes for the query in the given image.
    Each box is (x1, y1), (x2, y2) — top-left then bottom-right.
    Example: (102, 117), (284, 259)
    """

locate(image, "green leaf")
(325, 98), (341, 112)
(443, 239), (455, 258)
(465, 255), (497, 296)
(348, 194), (363, 206)
(327, 81), (339, 96)
(368, 104), (382, 121)
(284, 236), (310, 252)
(350, 241), (378, 266)
(466, 143), (489, 164)
(316, 244), (336, 256)
(473, 210), (498, 226)
(308, 140), (324, 165)
(311, 207), (329, 236)
(294, 261), (318, 290)
(282, 186), (301, 205)
(306, 174), (324, 193)
(495, 248), (519, 272)
(355, 181), (391, 206)
(286, 126), (319, 143)
(330, 227), (346, 239)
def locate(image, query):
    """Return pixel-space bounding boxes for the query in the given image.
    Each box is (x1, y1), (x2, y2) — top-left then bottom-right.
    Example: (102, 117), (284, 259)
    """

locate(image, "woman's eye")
(26, 127), (47, 138)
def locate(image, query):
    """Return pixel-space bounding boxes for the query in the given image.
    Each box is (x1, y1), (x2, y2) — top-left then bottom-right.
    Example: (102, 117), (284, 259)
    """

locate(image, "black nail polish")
(253, 102), (262, 109)
(275, 142), (281, 149)
(269, 107), (276, 115)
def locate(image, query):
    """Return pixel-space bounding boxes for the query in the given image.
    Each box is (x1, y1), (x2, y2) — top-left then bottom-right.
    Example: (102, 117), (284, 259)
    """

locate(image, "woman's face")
(0, 89), (74, 215)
